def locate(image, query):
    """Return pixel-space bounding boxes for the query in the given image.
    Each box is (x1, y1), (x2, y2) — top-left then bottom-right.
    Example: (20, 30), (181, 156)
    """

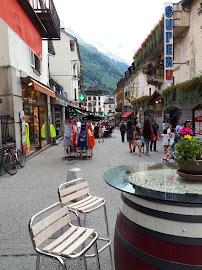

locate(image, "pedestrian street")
(0, 128), (165, 270)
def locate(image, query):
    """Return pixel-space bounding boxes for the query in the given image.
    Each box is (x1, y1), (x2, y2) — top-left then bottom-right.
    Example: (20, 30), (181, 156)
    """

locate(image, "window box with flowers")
(131, 96), (150, 112)
(162, 76), (202, 107)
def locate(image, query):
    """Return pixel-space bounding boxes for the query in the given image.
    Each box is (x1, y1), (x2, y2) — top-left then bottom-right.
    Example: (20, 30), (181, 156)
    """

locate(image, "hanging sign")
(164, 2), (173, 83)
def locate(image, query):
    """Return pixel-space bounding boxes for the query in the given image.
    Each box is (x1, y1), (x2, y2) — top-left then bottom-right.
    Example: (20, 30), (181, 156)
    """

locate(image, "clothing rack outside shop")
(64, 120), (95, 160)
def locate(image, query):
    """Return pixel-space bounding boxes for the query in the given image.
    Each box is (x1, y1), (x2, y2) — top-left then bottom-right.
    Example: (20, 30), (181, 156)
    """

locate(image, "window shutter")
(30, 50), (35, 68)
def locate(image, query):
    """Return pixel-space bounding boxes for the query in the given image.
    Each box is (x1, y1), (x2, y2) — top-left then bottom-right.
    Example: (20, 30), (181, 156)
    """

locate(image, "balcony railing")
(147, 68), (164, 86)
(28, 0), (60, 39)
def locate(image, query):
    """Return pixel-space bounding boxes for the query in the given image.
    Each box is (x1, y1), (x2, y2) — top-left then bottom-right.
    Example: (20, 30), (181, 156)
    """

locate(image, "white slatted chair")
(58, 178), (114, 270)
(29, 202), (100, 270)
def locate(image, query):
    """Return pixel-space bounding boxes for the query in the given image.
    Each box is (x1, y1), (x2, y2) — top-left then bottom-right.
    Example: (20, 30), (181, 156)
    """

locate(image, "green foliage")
(162, 76), (202, 107)
(175, 136), (202, 164)
(133, 17), (164, 68)
(79, 44), (125, 95)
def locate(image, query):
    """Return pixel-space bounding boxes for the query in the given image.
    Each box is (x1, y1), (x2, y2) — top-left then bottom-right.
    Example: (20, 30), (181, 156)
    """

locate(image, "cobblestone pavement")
(0, 128), (165, 270)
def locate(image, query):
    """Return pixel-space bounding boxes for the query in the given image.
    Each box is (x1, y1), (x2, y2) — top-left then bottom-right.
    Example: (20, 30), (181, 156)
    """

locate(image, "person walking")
(126, 120), (134, 153)
(98, 124), (104, 143)
(120, 121), (126, 142)
(150, 118), (161, 151)
(133, 126), (141, 156)
(141, 119), (153, 156)
(162, 129), (170, 154)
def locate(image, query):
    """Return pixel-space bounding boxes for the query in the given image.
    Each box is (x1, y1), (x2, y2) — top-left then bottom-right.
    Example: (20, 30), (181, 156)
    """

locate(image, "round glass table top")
(103, 162), (202, 203)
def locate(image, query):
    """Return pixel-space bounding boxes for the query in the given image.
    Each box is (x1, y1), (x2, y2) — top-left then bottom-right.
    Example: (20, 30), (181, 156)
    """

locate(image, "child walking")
(133, 126), (141, 157)
(162, 129), (169, 154)
(98, 125), (104, 143)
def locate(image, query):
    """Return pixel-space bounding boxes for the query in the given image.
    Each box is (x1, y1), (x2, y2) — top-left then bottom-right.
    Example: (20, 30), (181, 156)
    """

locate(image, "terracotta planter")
(177, 160), (202, 175)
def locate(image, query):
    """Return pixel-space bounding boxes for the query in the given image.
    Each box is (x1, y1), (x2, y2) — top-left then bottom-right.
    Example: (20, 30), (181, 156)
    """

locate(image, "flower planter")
(177, 160), (202, 175)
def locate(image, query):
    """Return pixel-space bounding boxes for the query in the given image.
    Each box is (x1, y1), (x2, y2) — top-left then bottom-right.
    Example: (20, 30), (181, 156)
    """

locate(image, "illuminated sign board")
(164, 2), (173, 83)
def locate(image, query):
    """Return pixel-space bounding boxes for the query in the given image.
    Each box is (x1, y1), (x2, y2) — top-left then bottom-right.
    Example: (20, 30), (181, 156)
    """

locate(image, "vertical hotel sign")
(164, 2), (173, 83)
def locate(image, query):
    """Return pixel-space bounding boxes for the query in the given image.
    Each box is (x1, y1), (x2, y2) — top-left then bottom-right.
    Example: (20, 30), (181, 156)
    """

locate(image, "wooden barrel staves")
(114, 192), (202, 270)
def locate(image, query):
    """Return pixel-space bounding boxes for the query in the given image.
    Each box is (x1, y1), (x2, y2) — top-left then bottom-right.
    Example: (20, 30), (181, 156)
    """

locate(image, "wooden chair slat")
(77, 198), (104, 211)
(32, 206), (69, 236)
(52, 227), (86, 254)
(62, 229), (95, 257)
(72, 197), (98, 210)
(34, 215), (70, 247)
(61, 187), (89, 204)
(43, 226), (77, 252)
(68, 195), (93, 208)
(59, 181), (89, 197)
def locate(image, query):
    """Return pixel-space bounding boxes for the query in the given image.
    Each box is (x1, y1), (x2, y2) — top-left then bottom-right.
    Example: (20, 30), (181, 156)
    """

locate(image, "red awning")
(121, 111), (133, 118)
(22, 77), (56, 98)
(0, 0), (42, 59)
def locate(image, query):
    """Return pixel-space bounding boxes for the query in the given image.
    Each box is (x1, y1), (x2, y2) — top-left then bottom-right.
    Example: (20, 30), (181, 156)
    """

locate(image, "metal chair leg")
(83, 212), (87, 227)
(94, 242), (101, 270)
(104, 204), (114, 270)
(83, 254), (88, 270)
(35, 254), (40, 270)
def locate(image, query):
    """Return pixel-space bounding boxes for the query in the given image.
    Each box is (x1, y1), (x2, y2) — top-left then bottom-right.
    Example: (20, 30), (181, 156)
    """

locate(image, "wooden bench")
(58, 178), (114, 270)
(29, 202), (101, 270)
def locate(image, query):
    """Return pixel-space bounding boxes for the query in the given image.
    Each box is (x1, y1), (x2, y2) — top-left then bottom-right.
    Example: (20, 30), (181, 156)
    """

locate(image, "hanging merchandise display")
(87, 122), (95, 157)
(41, 124), (46, 138)
(50, 124), (56, 138)
(72, 121), (78, 146)
(25, 122), (30, 154)
(78, 124), (88, 148)
(64, 120), (94, 160)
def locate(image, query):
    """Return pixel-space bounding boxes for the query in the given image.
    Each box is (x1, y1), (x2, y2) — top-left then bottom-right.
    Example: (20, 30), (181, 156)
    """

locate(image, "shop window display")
(22, 86), (48, 154)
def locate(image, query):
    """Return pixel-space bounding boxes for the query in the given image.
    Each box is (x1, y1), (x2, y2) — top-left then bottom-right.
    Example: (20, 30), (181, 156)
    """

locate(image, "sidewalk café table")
(104, 162), (202, 270)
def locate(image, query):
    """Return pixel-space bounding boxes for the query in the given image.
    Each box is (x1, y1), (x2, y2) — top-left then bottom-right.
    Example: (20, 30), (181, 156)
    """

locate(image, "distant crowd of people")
(94, 121), (115, 143)
(119, 118), (195, 160)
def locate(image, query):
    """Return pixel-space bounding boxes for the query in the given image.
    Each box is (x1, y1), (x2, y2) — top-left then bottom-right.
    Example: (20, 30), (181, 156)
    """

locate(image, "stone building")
(84, 86), (110, 116)
(103, 97), (115, 118)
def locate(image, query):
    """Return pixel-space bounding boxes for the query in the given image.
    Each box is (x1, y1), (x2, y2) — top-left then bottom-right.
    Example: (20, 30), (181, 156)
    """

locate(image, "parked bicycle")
(3, 145), (25, 175)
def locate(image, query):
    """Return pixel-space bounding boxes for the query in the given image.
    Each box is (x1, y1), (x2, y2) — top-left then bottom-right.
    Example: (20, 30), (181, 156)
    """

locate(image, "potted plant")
(175, 127), (202, 175)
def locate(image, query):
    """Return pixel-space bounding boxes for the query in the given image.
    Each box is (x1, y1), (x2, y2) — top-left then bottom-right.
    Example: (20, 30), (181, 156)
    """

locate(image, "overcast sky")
(54, 0), (180, 64)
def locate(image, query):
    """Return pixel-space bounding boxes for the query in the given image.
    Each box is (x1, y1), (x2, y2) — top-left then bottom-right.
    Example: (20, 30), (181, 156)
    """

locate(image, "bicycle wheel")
(17, 150), (25, 168)
(3, 153), (17, 175)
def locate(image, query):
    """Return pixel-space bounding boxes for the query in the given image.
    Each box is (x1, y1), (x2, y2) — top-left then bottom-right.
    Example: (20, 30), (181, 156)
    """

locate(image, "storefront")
(22, 77), (56, 154)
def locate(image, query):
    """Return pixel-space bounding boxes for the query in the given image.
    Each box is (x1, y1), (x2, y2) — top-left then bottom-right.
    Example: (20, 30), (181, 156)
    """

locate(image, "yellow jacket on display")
(50, 124), (56, 138)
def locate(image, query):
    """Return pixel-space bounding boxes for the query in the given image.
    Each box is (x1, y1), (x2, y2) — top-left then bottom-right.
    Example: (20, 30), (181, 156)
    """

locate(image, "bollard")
(66, 167), (84, 182)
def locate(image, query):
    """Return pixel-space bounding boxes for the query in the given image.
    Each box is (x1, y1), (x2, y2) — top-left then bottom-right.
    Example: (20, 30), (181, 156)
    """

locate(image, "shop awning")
(121, 111), (133, 118)
(22, 77), (56, 98)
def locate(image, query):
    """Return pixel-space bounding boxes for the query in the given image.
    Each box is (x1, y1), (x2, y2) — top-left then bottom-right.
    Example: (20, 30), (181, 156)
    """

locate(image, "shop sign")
(164, 2), (173, 83)
(130, 85), (134, 101)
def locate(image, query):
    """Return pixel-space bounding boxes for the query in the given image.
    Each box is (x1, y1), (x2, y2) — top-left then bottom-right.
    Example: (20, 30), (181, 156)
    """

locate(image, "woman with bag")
(141, 119), (153, 156)
(150, 118), (161, 151)
(126, 120), (134, 153)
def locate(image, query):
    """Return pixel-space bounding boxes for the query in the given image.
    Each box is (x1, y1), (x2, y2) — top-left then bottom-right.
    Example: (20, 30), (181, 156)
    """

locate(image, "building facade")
(84, 86), (110, 116)
(103, 97), (115, 118)
(115, 0), (202, 133)
(0, 0), (60, 155)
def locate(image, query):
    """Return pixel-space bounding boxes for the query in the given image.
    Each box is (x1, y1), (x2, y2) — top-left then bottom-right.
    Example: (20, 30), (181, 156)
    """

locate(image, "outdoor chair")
(29, 202), (101, 270)
(58, 178), (114, 270)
